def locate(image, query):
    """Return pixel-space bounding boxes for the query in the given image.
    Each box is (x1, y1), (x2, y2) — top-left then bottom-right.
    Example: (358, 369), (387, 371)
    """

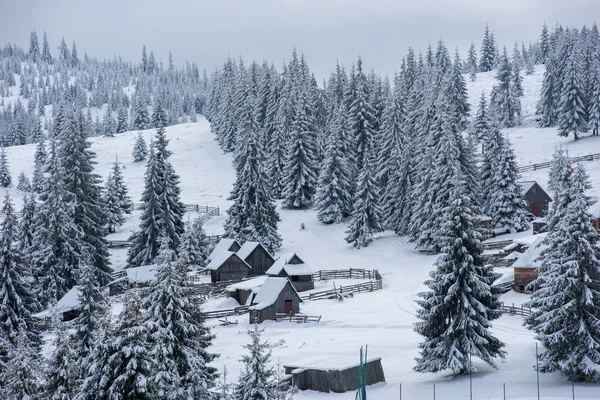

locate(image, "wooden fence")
(313, 269), (382, 281)
(301, 280), (383, 301)
(483, 239), (514, 250)
(275, 313), (322, 323)
(131, 202), (219, 215)
(499, 303), (532, 317)
(202, 306), (249, 319)
(518, 152), (600, 172)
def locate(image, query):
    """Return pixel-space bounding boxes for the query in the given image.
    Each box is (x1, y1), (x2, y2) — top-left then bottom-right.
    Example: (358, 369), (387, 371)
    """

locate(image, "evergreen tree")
(16, 171), (31, 191)
(132, 132), (148, 162)
(1, 328), (41, 399)
(0, 148), (11, 187)
(479, 24), (496, 72)
(179, 217), (211, 270)
(32, 137), (47, 192)
(45, 323), (77, 400)
(490, 48), (522, 127)
(547, 147), (569, 198)
(116, 107), (129, 133)
(41, 31), (52, 64)
(537, 55), (559, 127)
(467, 42), (478, 81)
(414, 175), (505, 375)
(349, 56), (377, 171)
(315, 104), (353, 224)
(473, 92), (490, 143)
(143, 238), (218, 398)
(133, 98), (150, 130)
(557, 40), (588, 140)
(58, 37), (70, 63)
(233, 324), (277, 400)
(17, 194), (36, 255)
(526, 163), (600, 381)
(104, 159), (131, 233)
(345, 140), (383, 248)
(28, 30), (40, 61)
(539, 22), (550, 63)
(588, 60), (600, 136)
(445, 50), (471, 131)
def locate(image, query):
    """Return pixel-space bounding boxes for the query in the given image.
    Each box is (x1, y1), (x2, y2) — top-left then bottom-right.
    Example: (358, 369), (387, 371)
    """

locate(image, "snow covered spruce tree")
(32, 136), (47, 192)
(473, 92), (491, 144)
(0, 328), (41, 399)
(179, 216), (211, 270)
(537, 55), (559, 128)
(345, 132), (383, 248)
(143, 237), (218, 398)
(0, 147), (11, 187)
(315, 104), (353, 224)
(104, 159), (131, 233)
(557, 38), (588, 140)
(132, 132), (148, 162)
(490, 47), (522, 128)
(547, 147), (569, 198)
(16, 171), (30, 192)
(525, 163), (600, 381)
(282, 86), (319, 209)
(45, 323), (77, 400)
(17, 194), (36, 254)
(467, 42), (478, 81)
(224, 91), (282, 250)
(485, 135), (529, 232)
(75, 315), (114, 400)
(233, 324), (278, 400)
(414, 174), (505, 375)
(479, 24), (496, 72)
(58, 107), (111, 285)
(0, 193), (41, 373)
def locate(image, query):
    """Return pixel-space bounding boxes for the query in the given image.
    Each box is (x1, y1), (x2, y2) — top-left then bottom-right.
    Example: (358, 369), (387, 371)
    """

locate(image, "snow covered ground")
(9, 64), (600, 399)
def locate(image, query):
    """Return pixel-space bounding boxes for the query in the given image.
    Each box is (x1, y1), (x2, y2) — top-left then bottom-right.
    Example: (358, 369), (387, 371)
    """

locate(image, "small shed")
(32, 286), (83, 322)
(474, 215), (492, 230)
(206, 251), (251, 283)
(512, 236), (548, 293)
(236, 241), (275, 276)
(519, 181), (552, 217)
(226, 276), (269, 306)
(266, 253), (315, 291)
(532, 217), (548, 234)
(207, 238), (241, 262)
(248, 277), (302, 323)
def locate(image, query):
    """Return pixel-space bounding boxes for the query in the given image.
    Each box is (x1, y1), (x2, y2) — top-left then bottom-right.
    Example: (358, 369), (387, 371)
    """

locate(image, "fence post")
(433, 383), (436, 400)
(503, 383), (506, 400)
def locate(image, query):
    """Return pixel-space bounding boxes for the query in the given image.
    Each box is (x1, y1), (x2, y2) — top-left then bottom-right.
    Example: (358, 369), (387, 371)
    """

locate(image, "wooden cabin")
(206, 251), (251, 283)
(207, 238), (241, 262)
(519, 181), (552, 218)
(109, 265), (158, 296)
(266, 253), (315, 291)
(248, 278), (302, 323)
(32, 286), (83, 323)
(474, 215), (492, 230)
(236, 241), (275, 276)
(225, 276), (269, 306)
(512, 236), (547, 293)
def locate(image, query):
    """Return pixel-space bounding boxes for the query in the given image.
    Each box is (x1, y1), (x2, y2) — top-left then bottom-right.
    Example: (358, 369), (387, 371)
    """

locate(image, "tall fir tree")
(473, 92), (491, 143)
(414, 174), (505, 375)
(557, 39), (588, 140)
(490, 48), (522, 127)
(479, 24), (496, 72)
(0, 147), (12, 187)
(467, 42), (478, 81)
(526, 163), (600, 381)
(179, 216), (211, 269)
(104, 159), (131, 233)
(132, 132), (148, 162)
(0, 328), (41, 399)
(537, 55), (559, 127)
(45, 323), (77, 400)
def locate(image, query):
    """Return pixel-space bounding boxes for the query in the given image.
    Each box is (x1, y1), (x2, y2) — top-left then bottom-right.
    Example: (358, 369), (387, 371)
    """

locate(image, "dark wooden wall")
(514, 268), (538, 293)
(250, 281), (301, 322)
(285, 358), (385, 393)
(211, 256), (249, 283)
(523, 183), (552, 217)
(245, 246), (275, 276)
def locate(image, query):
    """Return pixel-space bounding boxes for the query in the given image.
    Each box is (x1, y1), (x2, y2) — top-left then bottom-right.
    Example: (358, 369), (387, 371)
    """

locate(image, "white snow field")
(6, 65), (600, 399)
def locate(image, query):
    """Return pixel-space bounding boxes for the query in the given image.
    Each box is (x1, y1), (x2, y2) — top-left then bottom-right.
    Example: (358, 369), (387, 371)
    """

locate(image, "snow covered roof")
(208, 238), (240, 261)
(518, 181), (537, 196)
(512, 237), (548, 270)
(33, 286), (82, 319)
(225, 276), (269, 292)
(125, 264), (158, 284)
(266, 253), (313, 276)
(249, 277), (300, 311)
(205, 251), (251, 271)
(236, 241), (271, 261)
(514, 233), (547, 246)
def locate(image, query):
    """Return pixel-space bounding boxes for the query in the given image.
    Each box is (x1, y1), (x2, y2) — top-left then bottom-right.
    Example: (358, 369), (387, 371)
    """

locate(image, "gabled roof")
(519, 181), (537, 196)
(512, 237), (548, 270)
(249, 277), (301, 310)
(206, 251), (251, 271)
(33, 286), (82, 318)
(208, 238), (241, 261)
(236, 241), (273, 261)
(125, 264), (158, 284)
(266, 253), (313, 276)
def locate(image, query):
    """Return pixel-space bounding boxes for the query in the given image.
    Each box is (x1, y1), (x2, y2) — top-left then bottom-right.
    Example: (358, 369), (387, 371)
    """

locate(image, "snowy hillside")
(4, 61), (599, 399)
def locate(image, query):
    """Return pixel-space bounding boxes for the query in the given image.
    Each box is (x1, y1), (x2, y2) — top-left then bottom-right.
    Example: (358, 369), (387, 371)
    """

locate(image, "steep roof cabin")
(248, 277), (303, 323)
(33, 286), (87, 322)
(207, 238), (241, 261)
(206, 251), (251, 283)
(266, 253), (314, 291)
(519, 181), (552, 218)
(512, 236), (548, 293)
(236, 241), (275, 276)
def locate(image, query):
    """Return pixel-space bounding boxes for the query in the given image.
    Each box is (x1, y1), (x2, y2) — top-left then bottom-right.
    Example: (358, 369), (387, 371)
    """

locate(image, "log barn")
(236, 241), (275, 276)
(519, 181), (552, 217)
(266, 253), (315, 291)
(512, 236), (548, 293)
(248, 277), (302, 323)
(206, 251), (251, 283)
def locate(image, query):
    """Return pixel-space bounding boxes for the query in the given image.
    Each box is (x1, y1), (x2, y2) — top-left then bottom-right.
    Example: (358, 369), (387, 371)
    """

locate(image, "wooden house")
(206, 251), (251, 283)
(33, 286), (85, 322)
(248, 277), (303, 323)
(207, 238), (241, 262)
(236, 241), (275, 276)
(266, 253), (315, 291)
(512, 236), (548, 293)
(519, 181), (552, 217)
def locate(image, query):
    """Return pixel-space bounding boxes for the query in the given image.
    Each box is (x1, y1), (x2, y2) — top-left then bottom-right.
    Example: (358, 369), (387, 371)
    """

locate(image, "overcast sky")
(1, 0), (598, 79)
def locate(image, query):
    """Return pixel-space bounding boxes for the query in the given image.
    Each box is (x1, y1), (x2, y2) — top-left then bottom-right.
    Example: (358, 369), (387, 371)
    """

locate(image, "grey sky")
(0, 0), (598, 79)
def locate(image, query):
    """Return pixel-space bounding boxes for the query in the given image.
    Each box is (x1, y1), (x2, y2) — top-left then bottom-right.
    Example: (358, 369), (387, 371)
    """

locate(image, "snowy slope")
(10, 65), (600, 399)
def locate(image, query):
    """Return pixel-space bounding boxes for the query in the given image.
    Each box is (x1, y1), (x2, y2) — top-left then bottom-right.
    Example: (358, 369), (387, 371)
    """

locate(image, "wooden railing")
(518, 152), (600, 172)
(107, 240), (132, 249)
(131, 202), (219, 215)
(301, 280), (383, 301)
(499, 303), (532, 317)
(202, 305), (249, 319)
(275, 313), (321, 323)
(313, 269), (382, 281)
